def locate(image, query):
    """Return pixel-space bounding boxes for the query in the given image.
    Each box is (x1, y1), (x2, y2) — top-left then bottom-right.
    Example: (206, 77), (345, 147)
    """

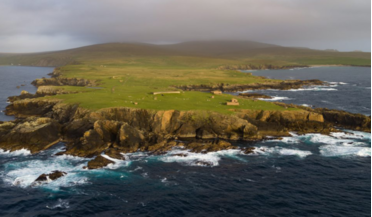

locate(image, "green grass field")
(1, 41), (370, 114)
(51, 57), (289, 113)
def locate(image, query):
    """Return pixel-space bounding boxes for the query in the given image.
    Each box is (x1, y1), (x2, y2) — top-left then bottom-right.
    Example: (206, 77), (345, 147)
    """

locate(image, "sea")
(0, 66), (370, 217)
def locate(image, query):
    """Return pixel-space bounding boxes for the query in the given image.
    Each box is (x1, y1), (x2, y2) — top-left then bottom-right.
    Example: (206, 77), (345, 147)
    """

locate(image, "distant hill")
(161, 40), (280, 56)
(0, 41), (370, 67)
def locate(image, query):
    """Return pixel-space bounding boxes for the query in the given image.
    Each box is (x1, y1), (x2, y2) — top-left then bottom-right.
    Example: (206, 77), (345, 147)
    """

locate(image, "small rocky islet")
(0, 69), (370, 183)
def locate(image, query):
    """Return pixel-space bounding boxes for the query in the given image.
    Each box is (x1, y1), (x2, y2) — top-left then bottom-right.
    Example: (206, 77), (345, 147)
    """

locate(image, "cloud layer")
(0, 0), (370, 52)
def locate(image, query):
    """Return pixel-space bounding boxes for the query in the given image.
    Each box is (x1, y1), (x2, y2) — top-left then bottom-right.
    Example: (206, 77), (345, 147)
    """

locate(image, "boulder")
(105, 148), (125, 160)
(186, 140), (236, 153)
(87, 155), (115, 169)
(33, 170), (67, 185)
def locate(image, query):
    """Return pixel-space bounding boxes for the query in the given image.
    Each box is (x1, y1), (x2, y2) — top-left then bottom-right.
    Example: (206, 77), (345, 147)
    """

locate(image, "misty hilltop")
(0, 41), (369, 67)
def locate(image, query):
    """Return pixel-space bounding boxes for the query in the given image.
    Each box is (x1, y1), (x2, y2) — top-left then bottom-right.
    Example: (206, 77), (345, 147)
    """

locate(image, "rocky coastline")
(0, 70), (370, 173)
(174, 79), (325, 92)
(216, 64), (309, 70)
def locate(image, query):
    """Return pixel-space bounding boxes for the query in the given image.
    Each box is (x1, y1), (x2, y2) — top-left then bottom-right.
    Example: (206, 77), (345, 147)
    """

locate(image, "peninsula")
(0, 41), (370, 169)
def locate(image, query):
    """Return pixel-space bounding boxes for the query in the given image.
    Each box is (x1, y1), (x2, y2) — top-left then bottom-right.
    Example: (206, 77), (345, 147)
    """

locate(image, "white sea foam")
(273, 131), (370, 158)
(2, 155), (90, 190)
(301, 104), (311, 107)
(0, 148), (31, 156)
(338, 130), (371, 140)
(268, 136), (300, 144)
(101, 154), (130, 169)
(157, 149), (241, 167)
(319, 145), (371, 157)
(252, 146), (312, 158)
(330, 132), (368, 140)
(285, 86), (338, 91)
(258, 96), (292, 101)
(306, 133), (354, 145)
(46, 199), (70, 209)
(263, 86), (338, 92)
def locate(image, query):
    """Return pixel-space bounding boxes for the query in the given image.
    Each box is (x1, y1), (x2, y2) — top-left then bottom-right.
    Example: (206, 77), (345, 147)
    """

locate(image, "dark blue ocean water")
(0, 66), (54, 121)
(0, 66), (370, 217)
(241, 66), (371, 115)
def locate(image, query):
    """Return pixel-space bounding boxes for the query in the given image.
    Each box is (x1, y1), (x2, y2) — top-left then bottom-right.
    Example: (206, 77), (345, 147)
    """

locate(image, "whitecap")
(100, 154), (130, 169)
(258, 96), (292, 101)
(2, 156), (89, 190)
(330, 132), (367, 140)
(301, 104), (311, 107)
(46, 199), (70, 209)
(252, 146), (312, 158)
(0, 148), (31, 156)
(319, 145), (371, 157)
(285, 86), (338, 91)
(157, 149), (241, 167)
(306, 133), (353, 145)
(339, 130), (371, 141)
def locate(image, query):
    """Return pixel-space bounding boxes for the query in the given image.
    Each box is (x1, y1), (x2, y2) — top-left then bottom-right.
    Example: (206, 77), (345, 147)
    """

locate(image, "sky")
(0, 0), (370, 53)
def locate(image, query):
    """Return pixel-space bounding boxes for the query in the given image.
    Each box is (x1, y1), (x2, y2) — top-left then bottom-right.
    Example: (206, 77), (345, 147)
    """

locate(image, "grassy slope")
(1, 41), (370, 113)
(53, 56), (288, 113)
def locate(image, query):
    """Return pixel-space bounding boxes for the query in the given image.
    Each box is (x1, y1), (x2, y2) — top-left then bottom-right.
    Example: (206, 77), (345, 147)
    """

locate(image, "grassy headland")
(1, 41), (370, 114)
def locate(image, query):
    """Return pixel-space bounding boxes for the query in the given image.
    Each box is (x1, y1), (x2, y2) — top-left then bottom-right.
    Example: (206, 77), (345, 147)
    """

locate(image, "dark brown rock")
(239, 93), (272, 99)
(87, 155), (115, 169)
(0, 117), (61, 153)
(186, 140), (236, 153)
(105, 148), (125, 160)
(171, 153), (188, 157)
(34, 170), (67, 183)
(242, 147), (255, 154)
(117, 123), (145, 152)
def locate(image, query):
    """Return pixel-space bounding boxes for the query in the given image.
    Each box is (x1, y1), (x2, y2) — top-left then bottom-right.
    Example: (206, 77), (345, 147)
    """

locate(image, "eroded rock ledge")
(31, 68), (97, 87)
(173, 79), (324, 92)
(1, 97), (370, 166)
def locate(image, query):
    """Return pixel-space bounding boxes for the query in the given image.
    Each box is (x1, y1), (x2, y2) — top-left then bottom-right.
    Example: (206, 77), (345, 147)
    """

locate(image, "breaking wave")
(258, 96), (292, 101)
(251, 146), (312, 158)
(0, 148), (31, 156)
(157, 149), (242, 167)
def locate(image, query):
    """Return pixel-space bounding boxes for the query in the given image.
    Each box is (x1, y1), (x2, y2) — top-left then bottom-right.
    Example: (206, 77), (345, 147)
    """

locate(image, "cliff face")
(174, 79), (324, 92)
(1, 97), (342, 157)
(274, 102), (371, 132)
(31, 77), (96, 87)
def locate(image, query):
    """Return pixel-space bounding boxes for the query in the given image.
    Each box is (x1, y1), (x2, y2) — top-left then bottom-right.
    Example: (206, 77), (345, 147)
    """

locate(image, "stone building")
(226, 98), (239, 106)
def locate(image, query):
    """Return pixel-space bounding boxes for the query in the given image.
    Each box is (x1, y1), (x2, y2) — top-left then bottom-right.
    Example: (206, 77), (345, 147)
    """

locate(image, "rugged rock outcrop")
(105, 148), (125, 160)
(86, 155), (115, 169)
(0, 117), (61, 153)
(274, 102), (371, 132)
(33, 171), (67, 185)
(238, 93), (272, 99)
(1, 89), (370, 162)
(174, 79), (324, 92)
(31, 77), (96, 87)
(8, 86), (79, 103)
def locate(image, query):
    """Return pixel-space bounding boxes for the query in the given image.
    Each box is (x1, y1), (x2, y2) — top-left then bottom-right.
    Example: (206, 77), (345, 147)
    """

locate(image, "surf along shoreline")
(0, 65), (370, 182)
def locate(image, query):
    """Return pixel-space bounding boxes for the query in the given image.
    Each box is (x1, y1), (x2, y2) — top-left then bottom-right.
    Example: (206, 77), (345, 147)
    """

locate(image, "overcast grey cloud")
(0, 0), (370, 52)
